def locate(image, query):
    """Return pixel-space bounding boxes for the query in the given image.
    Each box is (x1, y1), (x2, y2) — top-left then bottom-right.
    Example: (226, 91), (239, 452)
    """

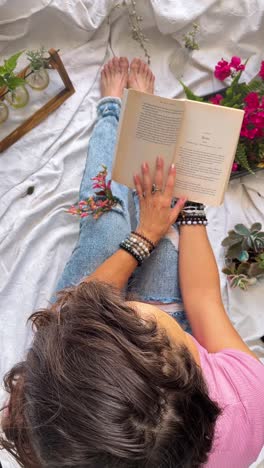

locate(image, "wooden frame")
(0, 48), (75, 153)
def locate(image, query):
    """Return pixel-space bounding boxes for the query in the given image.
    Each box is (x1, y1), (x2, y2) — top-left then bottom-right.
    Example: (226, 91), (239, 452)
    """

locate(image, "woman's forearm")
(179, 226), (222, 300)
(179, 225), (256, 357)
(84, 249), (138, 290)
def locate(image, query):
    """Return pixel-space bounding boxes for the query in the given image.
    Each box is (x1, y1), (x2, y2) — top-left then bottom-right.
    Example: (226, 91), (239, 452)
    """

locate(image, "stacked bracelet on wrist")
(120, 231), (155, 265)
(175, 200), (208, 226)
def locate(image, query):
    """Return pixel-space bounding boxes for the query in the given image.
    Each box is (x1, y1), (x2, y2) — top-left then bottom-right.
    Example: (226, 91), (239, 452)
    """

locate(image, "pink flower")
(79, 200), (87, 207)
(259, 60), (264, 80)
(214, 59), (231, 80)
(230, 56), (245, 71)
(244, 92), (259, 110)
(232, 162), (239, 172)
(209, 94), (224, 105)
(81, 212), (88, 218)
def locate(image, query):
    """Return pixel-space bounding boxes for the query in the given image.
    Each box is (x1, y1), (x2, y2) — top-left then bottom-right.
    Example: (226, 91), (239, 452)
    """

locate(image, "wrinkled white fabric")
(0, 1), (263, 466)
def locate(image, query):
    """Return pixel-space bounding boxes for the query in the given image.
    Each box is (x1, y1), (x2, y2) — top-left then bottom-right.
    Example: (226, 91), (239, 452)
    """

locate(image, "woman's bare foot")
(101, 57), (129, 98)
(128, 58), (155, 94)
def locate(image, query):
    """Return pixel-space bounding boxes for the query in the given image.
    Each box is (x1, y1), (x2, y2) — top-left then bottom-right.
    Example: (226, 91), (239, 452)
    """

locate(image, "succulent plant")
(222, 223), (264, 290)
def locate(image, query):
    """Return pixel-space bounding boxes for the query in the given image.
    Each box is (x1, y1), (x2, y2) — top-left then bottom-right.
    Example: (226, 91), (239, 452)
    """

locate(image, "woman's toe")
(130, 58), (141, 73)
(120, 57), (129, 71)
(113, 56), (120, 72)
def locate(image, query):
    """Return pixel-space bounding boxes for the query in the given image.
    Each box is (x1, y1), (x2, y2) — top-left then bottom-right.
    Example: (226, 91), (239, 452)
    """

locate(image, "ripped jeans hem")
(133, 295), (183, 304)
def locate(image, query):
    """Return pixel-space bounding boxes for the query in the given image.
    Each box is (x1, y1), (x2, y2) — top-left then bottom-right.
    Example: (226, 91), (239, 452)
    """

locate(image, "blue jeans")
(54, 97), (190, 331)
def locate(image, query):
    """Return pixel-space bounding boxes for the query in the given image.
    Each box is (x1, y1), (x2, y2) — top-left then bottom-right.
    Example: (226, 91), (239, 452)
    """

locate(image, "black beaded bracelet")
(176, 217), (208, 226)
(120, 241), (143, 265)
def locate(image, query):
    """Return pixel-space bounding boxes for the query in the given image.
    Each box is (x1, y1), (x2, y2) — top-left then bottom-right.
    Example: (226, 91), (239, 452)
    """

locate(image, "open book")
(112, 89), (244, 206)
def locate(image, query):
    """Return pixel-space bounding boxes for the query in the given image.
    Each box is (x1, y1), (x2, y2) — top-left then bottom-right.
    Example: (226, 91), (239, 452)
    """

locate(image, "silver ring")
(151, 184), (162, 194)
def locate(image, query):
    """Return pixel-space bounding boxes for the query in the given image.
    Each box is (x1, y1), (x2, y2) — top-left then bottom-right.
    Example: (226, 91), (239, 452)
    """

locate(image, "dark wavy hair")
(1, 281), (221, 468)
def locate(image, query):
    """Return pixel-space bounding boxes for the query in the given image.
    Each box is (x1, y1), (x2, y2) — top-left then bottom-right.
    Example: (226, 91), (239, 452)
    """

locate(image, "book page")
(112, 90), (185, 188)
(173, 100), (244, 205)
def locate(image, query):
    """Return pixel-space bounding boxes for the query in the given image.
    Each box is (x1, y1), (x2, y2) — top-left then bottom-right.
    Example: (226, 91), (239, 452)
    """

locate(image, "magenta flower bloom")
(210, 94), (223, 105)
(259, 61), (264, 80)
(214, 59), (231, 80)
(232, 162), (239, 172)
(230, 56), (245, 71)
(244, 92), (259, 110)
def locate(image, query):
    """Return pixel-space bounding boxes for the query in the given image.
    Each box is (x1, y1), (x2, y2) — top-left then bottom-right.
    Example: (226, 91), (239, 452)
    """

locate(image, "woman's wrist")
(135, 226), (160, 246)
(120, 231), (156, 266)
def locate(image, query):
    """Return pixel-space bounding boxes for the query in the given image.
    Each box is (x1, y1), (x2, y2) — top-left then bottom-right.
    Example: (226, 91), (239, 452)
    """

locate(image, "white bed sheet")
(0, 1), (263, 466)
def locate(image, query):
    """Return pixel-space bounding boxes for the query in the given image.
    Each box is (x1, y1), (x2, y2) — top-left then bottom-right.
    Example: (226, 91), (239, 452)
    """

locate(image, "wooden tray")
(0, 48), (75, 153)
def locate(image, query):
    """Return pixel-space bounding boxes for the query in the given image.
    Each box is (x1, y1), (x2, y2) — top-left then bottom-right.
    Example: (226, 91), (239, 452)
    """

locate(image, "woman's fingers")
(141, 162), (152, 196)
(133, 173), (144, 199)
(164, 163), (177, 199)
(154, 156), (164, 190)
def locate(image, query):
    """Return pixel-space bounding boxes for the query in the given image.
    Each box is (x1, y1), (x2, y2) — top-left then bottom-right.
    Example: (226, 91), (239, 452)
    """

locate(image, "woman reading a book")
(1, 57), (264, 468)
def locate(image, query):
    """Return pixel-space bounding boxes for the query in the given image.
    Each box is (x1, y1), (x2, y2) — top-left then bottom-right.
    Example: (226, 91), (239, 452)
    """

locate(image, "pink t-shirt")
(190, 336), (264, 467)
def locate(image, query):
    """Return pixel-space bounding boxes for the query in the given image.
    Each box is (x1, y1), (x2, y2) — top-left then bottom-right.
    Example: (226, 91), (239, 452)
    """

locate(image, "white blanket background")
(0, 1), (264, 466)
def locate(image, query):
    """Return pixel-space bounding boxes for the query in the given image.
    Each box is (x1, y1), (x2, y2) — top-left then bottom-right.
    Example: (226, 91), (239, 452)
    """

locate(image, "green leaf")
(248, 263), (264, 277)
(0, 66), (6, 75)
(230, 59), (249, 86)
(227, 242), (243, 258)
(222, 236), (242, 247)
(234, 224), (251, 236)
(179, 80), (204, 102)
(3, 50), (25, 73)
(0, 76), (5, 86)
(6, 76), (26, 90)
(250, 223), (262, 232)
(222, 267), (233, 275)
(226, 87), (233, 97)
(241, 238), (251, 250)
(246, 78), (264, 96)
(237, 262), (250, 275)
(235, 143), (255, 175)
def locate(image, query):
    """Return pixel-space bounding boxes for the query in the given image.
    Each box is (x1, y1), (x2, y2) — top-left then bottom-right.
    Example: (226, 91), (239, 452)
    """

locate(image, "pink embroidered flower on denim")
(67, 165), (120, 219)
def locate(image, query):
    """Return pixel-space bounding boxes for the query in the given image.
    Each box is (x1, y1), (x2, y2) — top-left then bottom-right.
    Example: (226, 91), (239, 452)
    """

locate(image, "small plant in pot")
(222, 223), (264, 290)
(0, 51), (29, 111)
(26, 47), (50, 90)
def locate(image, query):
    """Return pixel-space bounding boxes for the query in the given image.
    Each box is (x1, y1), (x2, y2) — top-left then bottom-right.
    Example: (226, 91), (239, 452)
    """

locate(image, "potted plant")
(222, 223), (264, 290)
(180, 57), (264, 177)
(26, 47), (50, 90)
(0, 50), (29, 110)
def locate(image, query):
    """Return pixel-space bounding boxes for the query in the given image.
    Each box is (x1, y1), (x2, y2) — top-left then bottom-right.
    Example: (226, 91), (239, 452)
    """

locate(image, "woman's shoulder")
(191, 337), (264, 467)
(192, 335), (264, 404)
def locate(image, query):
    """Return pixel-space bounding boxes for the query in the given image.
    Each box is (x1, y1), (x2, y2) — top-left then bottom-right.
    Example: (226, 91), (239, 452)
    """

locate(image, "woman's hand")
(133, 156), (186, 245)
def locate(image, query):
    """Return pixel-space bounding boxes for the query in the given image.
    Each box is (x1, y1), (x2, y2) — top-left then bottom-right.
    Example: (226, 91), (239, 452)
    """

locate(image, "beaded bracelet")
(120, 232), (155, 265)
(176, 218), (208, 226)
(131, 231), (156, 250)
(120, 241), (144, 265)
(176, 201), (208, 226)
